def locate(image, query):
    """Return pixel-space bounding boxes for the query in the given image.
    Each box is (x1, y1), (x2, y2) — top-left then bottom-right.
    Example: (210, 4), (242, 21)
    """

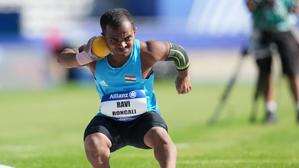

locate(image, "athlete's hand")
(175, 70), (192, 94)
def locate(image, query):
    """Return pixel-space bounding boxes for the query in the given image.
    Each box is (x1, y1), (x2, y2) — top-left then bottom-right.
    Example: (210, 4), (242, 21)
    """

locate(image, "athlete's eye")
(110, 39), (117, 43)
(125, 37), (131, 41)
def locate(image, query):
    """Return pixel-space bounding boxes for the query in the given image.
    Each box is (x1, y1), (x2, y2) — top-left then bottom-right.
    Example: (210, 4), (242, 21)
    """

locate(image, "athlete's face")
(103, 20), (136, 58)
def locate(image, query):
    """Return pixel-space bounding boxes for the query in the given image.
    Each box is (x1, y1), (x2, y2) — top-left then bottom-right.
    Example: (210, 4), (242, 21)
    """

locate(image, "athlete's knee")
(144, 127), (175, 149)
(84, 133), (111, 165)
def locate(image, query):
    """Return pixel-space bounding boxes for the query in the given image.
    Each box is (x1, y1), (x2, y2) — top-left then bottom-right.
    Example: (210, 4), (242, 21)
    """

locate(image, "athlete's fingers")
(177, 86), (188, 94)
(175, 75), (192, 94)
(182, 85), (192, 94)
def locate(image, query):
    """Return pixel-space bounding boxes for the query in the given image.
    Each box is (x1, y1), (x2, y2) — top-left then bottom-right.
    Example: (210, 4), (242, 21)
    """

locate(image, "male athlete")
(57, 8), (192, 168)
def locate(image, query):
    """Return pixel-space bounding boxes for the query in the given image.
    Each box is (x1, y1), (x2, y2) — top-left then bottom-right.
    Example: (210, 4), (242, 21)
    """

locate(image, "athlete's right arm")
(57, 37), (102, 68)
(57, 46), (84, 68)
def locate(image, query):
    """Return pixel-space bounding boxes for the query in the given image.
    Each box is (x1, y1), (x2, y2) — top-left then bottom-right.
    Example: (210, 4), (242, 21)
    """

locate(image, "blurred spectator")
(246, 0), (299, 123)
(45, 28), (69, 84)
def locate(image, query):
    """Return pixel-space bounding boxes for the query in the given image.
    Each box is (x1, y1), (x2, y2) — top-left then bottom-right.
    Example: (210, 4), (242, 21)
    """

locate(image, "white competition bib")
(100, 90), (148, 122)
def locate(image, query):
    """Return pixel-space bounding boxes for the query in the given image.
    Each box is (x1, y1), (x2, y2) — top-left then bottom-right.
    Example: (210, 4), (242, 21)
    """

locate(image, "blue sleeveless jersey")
(93, 39), (160, 121)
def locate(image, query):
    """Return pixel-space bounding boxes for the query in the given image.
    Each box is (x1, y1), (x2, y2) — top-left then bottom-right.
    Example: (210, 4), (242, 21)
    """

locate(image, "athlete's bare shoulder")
(139, 40), (170, 62)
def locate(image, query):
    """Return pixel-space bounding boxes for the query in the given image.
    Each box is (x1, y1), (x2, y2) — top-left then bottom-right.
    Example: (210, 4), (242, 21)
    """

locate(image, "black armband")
(166, 43), (190, 71)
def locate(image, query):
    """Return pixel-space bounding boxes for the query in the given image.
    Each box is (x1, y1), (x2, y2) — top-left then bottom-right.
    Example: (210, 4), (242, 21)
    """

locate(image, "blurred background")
(0, 0), (262, 91)
(2, 1), (299, 167)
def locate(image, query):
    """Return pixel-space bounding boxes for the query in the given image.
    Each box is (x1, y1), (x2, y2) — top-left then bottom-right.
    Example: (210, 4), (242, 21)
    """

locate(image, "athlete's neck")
(107, 54), (130, 68)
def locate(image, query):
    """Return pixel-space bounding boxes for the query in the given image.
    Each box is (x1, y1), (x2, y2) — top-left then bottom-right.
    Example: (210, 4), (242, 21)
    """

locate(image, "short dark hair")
(100, 8), (135, 34)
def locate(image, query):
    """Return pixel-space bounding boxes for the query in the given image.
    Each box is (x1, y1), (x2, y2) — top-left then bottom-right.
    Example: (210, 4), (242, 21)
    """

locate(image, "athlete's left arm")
(165, 42), (192, 94)
(143, 41), (192, 94)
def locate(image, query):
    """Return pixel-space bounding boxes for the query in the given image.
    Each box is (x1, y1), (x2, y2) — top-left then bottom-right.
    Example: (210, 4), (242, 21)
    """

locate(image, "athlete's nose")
(118, 40), (127, 48)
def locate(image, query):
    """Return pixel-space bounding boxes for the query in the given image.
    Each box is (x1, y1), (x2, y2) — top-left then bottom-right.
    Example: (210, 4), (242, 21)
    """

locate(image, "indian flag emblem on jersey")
(125, 75), (136, 83)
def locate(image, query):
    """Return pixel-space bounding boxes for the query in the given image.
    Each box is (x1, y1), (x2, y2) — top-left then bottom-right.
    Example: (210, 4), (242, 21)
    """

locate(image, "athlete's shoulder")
(139, 40), (169, 54)
(139, 40), (170, 63)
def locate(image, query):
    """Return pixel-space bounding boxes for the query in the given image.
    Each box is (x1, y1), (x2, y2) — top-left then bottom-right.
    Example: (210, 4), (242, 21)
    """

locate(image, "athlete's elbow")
(57, 55), (72, 69)
(58, 62), (73, 69)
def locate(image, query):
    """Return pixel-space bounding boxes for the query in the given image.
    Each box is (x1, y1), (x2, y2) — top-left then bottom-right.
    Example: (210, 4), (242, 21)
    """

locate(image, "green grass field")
(1, 80), (299, 168)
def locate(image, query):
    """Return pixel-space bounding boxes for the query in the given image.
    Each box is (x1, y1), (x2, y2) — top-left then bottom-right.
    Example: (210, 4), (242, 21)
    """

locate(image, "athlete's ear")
(134, 27), (137, 35)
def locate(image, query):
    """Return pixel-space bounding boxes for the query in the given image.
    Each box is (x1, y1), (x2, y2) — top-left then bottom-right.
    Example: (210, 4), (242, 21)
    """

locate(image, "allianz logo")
(109, 91), (137, 99)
